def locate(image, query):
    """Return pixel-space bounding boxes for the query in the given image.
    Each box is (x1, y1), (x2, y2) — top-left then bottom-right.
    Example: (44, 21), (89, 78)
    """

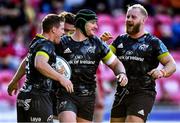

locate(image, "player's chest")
(116, 41), (152, 61)
(62, 42), (98, 61)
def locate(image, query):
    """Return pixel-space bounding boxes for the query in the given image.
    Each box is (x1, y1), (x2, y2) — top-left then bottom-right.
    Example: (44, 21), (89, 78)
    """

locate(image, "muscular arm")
(12, 57), (26, 82)
(148, 53), (176, 79)
(159, 54), (176, 77)
(101, 49), (127, 86)
(107, 57), (126, 76)
(106, 57), (128, 87)
(7, 57), (26, 96)
(35, 55), (65, 82)
(34, 54), (74, 93)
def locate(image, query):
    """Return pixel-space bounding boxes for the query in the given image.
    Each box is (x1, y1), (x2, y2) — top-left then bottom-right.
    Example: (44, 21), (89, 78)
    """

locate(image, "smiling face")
(53, 22), (64, 44)
(85, 20), (98, 37)
(125, 7), (146, 35)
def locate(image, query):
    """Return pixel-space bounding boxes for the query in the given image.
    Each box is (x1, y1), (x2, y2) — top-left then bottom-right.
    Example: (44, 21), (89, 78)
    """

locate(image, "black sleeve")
(36, 41), (55, 57)
(151, 37), (169, 57)
(94, 36), (110, 59)
(111, 35), (122, 48)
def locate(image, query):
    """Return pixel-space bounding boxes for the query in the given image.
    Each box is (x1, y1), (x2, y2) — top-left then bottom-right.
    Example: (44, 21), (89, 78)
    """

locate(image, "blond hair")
(58, 11), (75, 25)
(128, 4), (148, 17)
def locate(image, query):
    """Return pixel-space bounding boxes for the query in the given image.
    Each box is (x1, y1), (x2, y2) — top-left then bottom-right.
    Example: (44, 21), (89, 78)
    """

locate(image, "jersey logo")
(125, 50), (133, 55)
(47, 115), (53, 122)
(17, 99), (32, 111)
(64, 48), (72, 53)
(30, 117), (41, 122)
(117, 43), (123, 48)
(58, 101), (67, 110)
(138, 109), (145, 116)
(139, 44), (149, 51)
(87, 46), (96, 53)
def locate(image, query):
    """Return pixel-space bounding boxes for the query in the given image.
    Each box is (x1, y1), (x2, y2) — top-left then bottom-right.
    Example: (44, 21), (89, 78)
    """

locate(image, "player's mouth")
(127, 23), (134, 27)
(91, 28), (97, 33)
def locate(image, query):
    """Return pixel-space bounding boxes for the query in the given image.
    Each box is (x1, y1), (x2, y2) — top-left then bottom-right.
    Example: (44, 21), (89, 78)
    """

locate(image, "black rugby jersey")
(110, 33), (169, 93)
(56, 35), (111, 91)
(22, 34), (56, 93)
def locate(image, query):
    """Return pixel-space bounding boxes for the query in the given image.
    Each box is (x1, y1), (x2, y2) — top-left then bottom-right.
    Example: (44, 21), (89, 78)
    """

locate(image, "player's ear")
(142, 16), (147, 23)
(52, 27), (56, 33)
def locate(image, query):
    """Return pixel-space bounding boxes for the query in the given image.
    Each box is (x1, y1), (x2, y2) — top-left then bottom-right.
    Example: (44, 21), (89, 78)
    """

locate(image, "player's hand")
(59, 77), (74, 93)
(147, 68), (164, 79)
(100, 32), (113, 42)
(7, 81), (18, 96)
(117, 73), (128, 87)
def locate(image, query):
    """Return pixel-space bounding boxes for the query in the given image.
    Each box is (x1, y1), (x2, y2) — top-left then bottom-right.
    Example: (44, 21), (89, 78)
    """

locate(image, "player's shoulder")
(88, 35), (106, 46)
(40, 39), (54, 49)
(40, 39), (55, 51)
(60, 35), (71, 44)
(145, 33), (162, 44)
(114, 33), (128, 43)
(30, 37), (53, 49)
(119, 33), (128, 38)
(89, 35), (101, 42)
(117, 33), (128, 38)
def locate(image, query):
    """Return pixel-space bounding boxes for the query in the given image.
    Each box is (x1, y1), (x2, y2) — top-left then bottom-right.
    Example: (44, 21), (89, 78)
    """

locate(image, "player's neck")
(71, 29), (88, 42)
(42, 33), (54, 43)
(129, 29), (146, 39)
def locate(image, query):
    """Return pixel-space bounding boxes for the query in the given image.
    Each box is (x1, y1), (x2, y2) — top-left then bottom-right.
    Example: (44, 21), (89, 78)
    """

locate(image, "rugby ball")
(56, 56), (72, 80)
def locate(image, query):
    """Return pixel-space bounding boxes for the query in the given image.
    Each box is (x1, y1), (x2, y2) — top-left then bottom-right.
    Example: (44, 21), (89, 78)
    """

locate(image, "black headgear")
(75, 9), (98, 37)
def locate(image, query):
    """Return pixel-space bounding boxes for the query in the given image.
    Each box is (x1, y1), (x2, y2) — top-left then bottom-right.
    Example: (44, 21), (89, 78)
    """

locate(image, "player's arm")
(147, 38), (176, 79)
(7, 57), (26, 96)
(100, 33), (119, 55)
(35, 51), (74, 93)
(158, 53), (176, 77)
(148, 52), (176, 79)
(102, 50), (128, 87)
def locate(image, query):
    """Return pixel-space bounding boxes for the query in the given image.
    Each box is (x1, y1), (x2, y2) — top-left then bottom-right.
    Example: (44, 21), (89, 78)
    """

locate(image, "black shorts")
(17, 91), (53, 122)
(49, 90), (58, 117)
(56, 89), (96, 121)
(51, 81), (59, 118)
(111, 91), (156, 121)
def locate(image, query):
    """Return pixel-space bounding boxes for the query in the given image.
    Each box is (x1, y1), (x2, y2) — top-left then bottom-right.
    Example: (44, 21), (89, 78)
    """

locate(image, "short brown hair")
(42, 14), (65, 33)
(128, 4), (148, 17)
(59, 11), (75, 25)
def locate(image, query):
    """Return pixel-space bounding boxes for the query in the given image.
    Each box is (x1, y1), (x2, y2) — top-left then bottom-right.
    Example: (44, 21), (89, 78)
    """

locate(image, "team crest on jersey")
(139, 44), (149, 51)
(87, 46), (96, 53)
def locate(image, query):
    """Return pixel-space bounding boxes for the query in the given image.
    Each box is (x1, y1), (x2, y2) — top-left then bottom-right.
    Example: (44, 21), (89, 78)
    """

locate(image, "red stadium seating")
(97, 14), (115, 35)
(155, 14), (173, 37)
(113, 14), (126, 35)
(145, 16), (155, 34)
(156, 51), (180, 105)
(0, 70), (25, 107)
(97, 14), (117, 44)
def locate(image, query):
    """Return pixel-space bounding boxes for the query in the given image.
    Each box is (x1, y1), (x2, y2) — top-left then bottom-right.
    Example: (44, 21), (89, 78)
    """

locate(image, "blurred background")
(0, 0), (180, 122)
